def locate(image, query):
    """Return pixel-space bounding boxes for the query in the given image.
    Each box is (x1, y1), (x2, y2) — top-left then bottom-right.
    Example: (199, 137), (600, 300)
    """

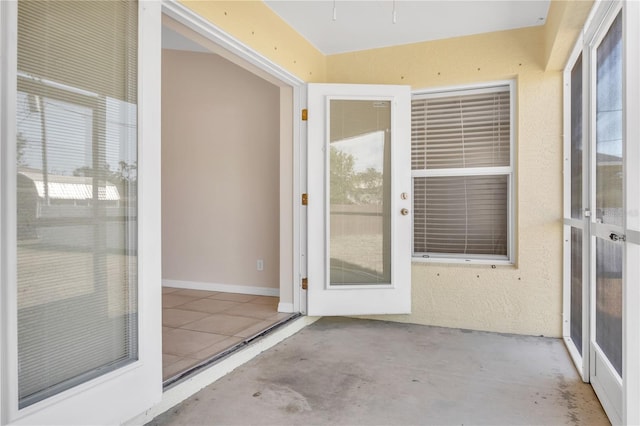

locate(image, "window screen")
(411, 86), (512, 260)
(16, 0), (138, 408)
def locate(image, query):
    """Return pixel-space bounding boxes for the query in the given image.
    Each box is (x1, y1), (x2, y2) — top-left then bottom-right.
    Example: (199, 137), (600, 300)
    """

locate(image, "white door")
(0, 1), (162, 424)
(562, 46), (590, 382)
(306, 83), (411, 316)
(564, 2), (640, 423)
(589, 5), (623, 423)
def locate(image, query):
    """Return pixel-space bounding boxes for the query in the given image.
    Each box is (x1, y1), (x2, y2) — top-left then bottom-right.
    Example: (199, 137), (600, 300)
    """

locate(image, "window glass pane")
(412, 90), (510, 170)
(329, 100), (391, 285)
(17, 0), (138, 407)
(570, 55), (583, 220)
(570, 227), (583, 355)
(595, 13), (623, 227)
(413, 175), (508, 256)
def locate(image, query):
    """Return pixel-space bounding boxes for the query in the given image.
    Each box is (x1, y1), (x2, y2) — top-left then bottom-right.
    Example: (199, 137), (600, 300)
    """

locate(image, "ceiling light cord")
(392, 0), (397, 24)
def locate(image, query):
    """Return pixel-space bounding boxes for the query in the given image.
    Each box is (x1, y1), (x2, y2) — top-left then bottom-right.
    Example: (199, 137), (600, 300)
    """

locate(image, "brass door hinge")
(302, 193), (308, 206)
(301, 109), (308, 121)
(301, 277), (308, 290)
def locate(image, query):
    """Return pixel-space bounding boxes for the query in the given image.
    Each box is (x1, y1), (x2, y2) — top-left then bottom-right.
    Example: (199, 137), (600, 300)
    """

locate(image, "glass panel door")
(590, 10), (623, 423)
(16, 1), (139, 407)
(1, 1), (162, 423)
(307, 83), (411, 316)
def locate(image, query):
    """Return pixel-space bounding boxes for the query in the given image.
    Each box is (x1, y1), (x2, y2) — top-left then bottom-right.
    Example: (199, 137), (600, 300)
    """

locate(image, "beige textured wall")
(327, 27), (565, 337)
(162, 49), (280, 289)
(180, 0), (326, 82)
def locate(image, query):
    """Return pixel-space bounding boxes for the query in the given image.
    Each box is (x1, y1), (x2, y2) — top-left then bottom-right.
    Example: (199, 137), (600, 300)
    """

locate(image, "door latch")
(609, 232), (626, 242)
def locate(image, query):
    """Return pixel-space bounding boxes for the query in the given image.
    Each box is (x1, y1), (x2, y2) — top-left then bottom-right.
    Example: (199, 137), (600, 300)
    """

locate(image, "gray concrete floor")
(150, 317), (609, 425)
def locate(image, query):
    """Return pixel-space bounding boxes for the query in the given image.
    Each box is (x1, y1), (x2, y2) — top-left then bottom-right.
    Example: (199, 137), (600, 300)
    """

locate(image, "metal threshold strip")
(162, 313), (302, 390)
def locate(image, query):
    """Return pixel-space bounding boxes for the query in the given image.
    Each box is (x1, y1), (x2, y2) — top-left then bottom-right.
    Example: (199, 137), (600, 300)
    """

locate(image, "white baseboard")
(162, 279), (279, 297)
(277, 302), (294, 313)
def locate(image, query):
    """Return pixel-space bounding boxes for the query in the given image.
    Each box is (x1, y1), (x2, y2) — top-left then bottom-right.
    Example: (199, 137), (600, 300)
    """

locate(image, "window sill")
(411, 256), (514, 266)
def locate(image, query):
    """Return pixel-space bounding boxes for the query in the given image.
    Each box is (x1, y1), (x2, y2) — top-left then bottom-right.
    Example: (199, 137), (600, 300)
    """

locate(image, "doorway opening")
(160, 15), (299, 385)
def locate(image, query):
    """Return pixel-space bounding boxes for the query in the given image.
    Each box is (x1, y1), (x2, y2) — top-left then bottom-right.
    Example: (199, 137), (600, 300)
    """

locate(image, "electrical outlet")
(257, 259), (264, 271)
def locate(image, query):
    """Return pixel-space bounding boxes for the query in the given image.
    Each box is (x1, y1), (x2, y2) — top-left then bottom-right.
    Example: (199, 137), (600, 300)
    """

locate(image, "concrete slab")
(148, 317), (609, 425)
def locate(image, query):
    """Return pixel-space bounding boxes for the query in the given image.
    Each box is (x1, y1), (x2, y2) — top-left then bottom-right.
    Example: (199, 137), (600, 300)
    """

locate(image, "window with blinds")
(16, 0), (138, 408)
(411, 85), (513, 261)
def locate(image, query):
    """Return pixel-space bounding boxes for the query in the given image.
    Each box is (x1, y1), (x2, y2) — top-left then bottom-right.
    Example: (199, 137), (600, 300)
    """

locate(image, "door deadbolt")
(401, 208), (409, 216)
(609, 232), (626, 242)
(400, 192), (408, 200)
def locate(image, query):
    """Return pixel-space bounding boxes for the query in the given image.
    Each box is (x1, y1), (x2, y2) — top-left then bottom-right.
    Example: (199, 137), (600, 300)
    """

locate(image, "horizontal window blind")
(413, 176), (508, 256)
(411, 85), (512, 260)
(412, 90), (510, 170)
(17, 0), (138, 408)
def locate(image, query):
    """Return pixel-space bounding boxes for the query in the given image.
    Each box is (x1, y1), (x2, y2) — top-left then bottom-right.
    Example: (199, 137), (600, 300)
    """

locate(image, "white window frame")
(411, 80), (516, 265)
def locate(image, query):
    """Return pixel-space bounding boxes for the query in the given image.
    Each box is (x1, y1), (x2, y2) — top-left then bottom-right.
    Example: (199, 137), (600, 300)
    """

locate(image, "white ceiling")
(162, 26), (211, 53)
(264, 0), (551, 55)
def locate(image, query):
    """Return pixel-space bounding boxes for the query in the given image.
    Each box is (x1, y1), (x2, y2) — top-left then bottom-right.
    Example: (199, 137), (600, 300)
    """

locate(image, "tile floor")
(162, 287), (290, 382)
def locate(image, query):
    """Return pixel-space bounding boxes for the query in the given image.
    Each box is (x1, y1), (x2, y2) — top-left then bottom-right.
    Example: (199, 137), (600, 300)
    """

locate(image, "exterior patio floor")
(149, 317), (609, 425)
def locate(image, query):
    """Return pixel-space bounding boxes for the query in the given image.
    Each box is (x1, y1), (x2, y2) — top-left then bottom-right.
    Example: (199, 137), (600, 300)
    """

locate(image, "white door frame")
(622, 1), (640, 424)
(160, 0), (306, 314)
(563, 1), (640, 424)
(0, 1), (163, 424)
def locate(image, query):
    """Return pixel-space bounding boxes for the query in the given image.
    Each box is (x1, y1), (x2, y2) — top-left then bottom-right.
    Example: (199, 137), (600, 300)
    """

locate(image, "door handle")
(609, 232), (626, 242)
(400, 208), (409, 216)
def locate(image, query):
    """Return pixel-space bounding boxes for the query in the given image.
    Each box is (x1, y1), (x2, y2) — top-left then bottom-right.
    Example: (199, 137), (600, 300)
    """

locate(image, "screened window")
(411, 84), (513, 262)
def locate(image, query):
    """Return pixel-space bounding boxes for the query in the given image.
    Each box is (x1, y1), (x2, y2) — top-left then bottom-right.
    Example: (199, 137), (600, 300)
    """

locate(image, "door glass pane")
(17, 0), (138, 407)
(570, 227), (582, 355)
(571, 55), (583, 219)
(595, 238), (623, 376)
(329, 100), (391, 285)
(595, 13), (623, 226)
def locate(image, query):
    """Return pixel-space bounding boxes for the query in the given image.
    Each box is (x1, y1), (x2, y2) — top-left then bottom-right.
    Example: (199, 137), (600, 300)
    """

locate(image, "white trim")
(277, 302), (294, 313)
(292, 86), (303, 315)
(626, 229), (640, 245)
(591, 343), (624, 425)
(124, 315), (320, 426)
(163, 279), (279, 298)
(411, 256), (511, 266)
(298, 87), (308, 315)
(0, 0), (3, 420)
(563, 336), (584, 380)
(623, 1), (640, 424)
(563, 218), (586, 228)
(411, 167), (512, 178)
(0, 1), (16, 423)
(161, 1), (303, 88)
(412, 80), (512, 98)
